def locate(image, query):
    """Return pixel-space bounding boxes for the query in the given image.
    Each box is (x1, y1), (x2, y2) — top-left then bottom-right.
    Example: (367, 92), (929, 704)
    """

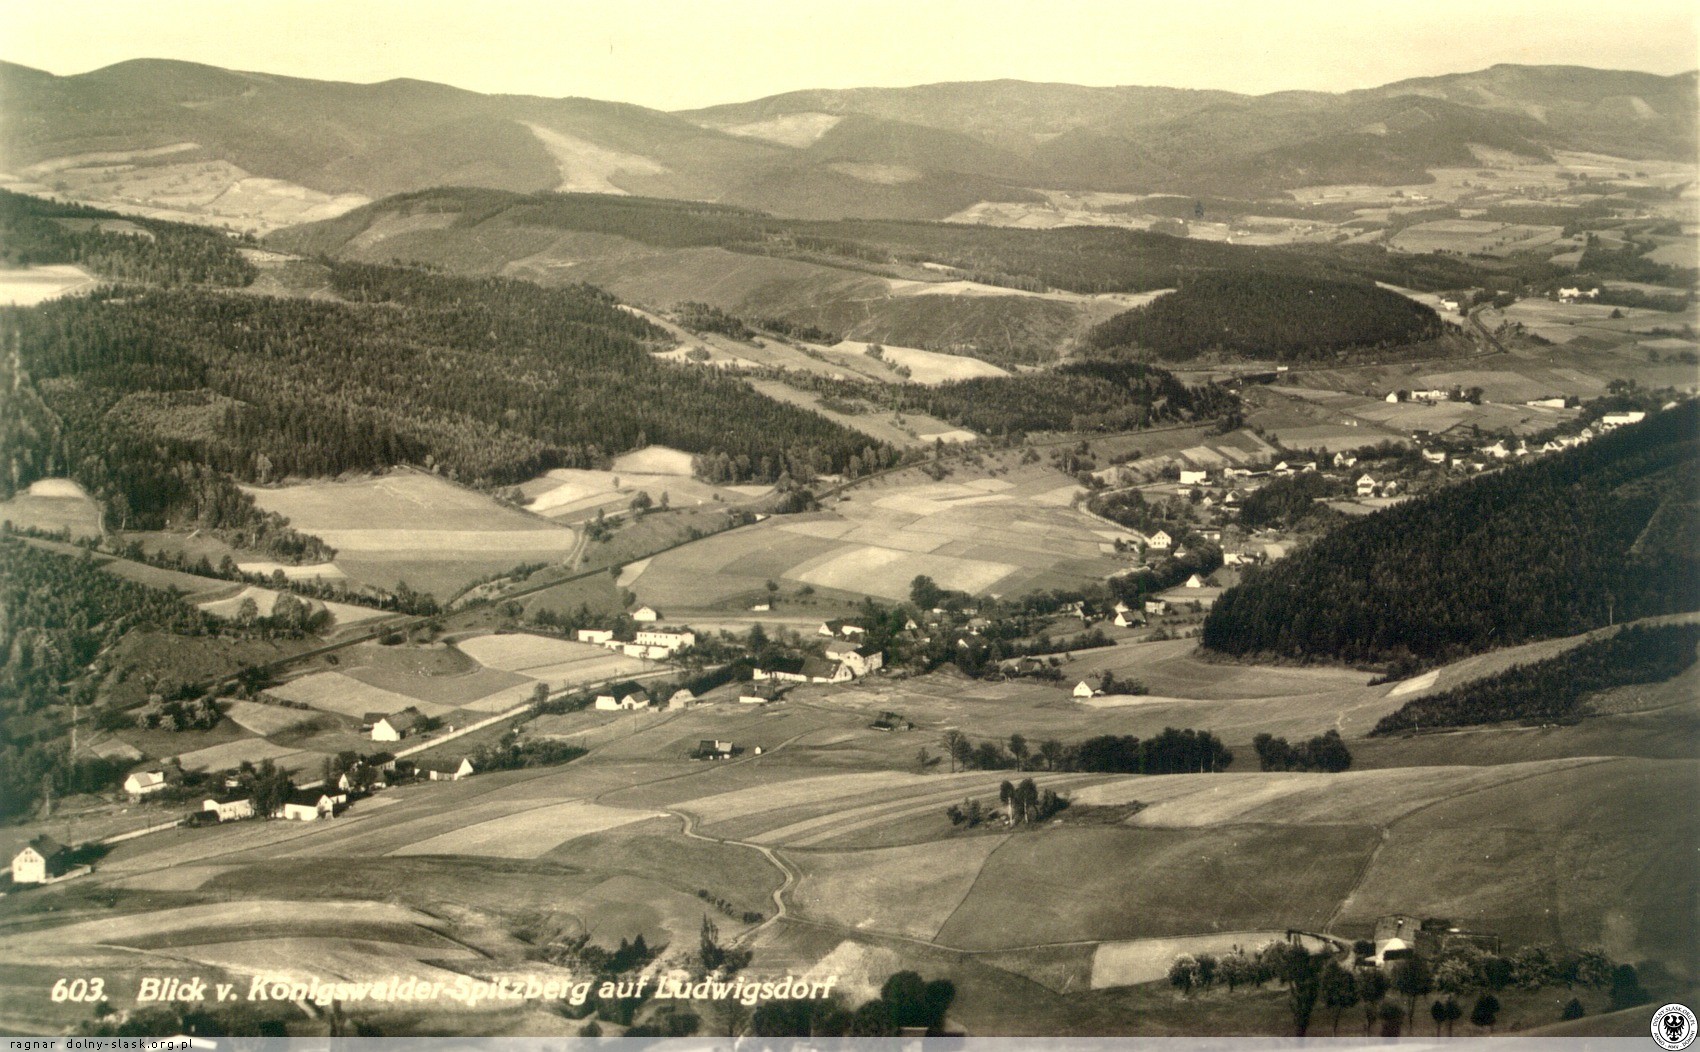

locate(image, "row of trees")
(1204, 403), (1699, 665)
(1372, 622), (1700, 735)
(941, 727), (1233, 775)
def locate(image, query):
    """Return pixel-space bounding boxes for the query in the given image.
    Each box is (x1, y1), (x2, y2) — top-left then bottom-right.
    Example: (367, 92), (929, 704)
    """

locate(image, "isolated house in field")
(594, 683), (652, 710)
(124, 770), (169, 800)
(576, 628), (614, 645)
(281, 789), (340, 822)
(11, 836), (72, 884)
(371, 707), (425, 742)
(666, 688), (697, 710)
(1073, 680), (1100, 699)
(1356, 474), (1378, 497)
(422, 757), (475, 782)
(632, 606), (661, 622)
(694, 739), (735, 760)
(201, 794), (255, 822)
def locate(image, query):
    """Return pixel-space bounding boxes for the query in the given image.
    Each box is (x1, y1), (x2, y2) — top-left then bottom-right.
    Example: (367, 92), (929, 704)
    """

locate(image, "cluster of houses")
(752, 620), (885, 686)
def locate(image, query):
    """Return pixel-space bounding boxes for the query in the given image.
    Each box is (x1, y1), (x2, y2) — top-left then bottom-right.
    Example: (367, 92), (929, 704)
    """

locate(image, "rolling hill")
(2, 58), (1693, 227)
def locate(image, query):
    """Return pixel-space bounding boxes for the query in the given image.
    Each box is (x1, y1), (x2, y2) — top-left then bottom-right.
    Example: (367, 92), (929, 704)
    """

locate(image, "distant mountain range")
(2, 58), (1693, 221)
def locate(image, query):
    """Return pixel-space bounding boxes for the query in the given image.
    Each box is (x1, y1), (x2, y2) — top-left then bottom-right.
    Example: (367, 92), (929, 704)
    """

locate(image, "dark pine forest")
(1202, 402), (1700, 666)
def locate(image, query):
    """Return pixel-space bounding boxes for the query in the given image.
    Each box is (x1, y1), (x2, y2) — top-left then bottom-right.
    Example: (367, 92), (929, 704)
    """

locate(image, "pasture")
(747, 378), (980, 448)
(0, 478), (103, 538)
(196, 585), (388, 628)
(627, 463), (1133, 607)
(388, 800), (659, 859)
(0, 264), (99, 306)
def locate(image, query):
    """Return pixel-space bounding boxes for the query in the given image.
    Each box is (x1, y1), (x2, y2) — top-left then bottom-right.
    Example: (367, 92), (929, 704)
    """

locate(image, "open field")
(519, 463), (770, 520)
(196, 584), (388, 628)
(172, 737), (322, 776)
(746, 379), (980, 448)
(0, 264), (100, 306)
(790, 836), (1011, 940)
(628, 461), (1134, 607)
(242, 472), (577, 598)
(0, 478), (103, 538)
(933, 824), (1377, 949)
(224, 699), (329, 737)
(455, 632), (656, 687)
(267, 670), (461, 720)
(388, 800), (660, 858)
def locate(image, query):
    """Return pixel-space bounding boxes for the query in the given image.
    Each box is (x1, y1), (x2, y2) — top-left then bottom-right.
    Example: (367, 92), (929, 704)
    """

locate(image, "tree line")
(1203, 403), (1700, 666)
(941, 727), (1233, 775)
(1371, 622), (1700, 735)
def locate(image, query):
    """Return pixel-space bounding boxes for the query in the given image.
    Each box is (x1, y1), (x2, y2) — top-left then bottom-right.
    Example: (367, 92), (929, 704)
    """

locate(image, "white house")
(1526, 397), (1568, 409)
(635, 628), (696, 655)
(372, 707), (425, 742)
(824, 641), (884, 677)
(1145, 598), (1169, 615)
(1179, 469), (1208, 486)
(1184, 573), (1206, 589)
(124, 771), (169, 800)
(201, 795), (255, 822)
(1600, 411), (1646, 428)
(1332, 453), (1358, 469)
(11, 836), (71, 884)
(576, 628), (614, 645)
(818, 620), (868, 639)
(666, 688), (697, 710)
(1146, 530), (1172, 551)
(1356, 474), (1378, 497)
(739, 692), (773, 705)
(1113, 610), (1141, 628)
(1557, 286), (1599, 303)
(281, 789), (339, 822)
(1422, 449), (1448, 464)
(423, 758), (475, 782)
(1073, 680), (1101, 698)
(594, 683), (653, 710)
(632, 606), (662, 623)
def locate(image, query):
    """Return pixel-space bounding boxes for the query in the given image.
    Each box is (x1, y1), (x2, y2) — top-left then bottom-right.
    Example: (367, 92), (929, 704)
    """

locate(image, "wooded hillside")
(1085, 272), (1444, 362)
(1202, 403), (1700, 665)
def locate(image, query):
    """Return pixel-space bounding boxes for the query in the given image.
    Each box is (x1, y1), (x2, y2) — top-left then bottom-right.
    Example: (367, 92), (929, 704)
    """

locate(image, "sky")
(3, 0), (1696, 111)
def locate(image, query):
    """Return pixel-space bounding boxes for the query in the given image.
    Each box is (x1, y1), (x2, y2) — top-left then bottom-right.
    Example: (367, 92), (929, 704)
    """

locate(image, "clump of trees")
(1253, 729), (1352, 772)
(940, 727), (1232, 775)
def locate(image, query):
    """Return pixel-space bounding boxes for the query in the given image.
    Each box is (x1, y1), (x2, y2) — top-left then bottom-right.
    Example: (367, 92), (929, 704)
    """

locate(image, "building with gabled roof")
(11, 836), (72, 884)
(372, 707), (425, 742)
(421, 757), (475, 781)
(124, 770), (169, 799)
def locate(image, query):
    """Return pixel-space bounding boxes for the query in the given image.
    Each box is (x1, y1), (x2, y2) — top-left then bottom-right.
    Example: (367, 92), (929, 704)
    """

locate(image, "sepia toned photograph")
(0, 0), (1696, 1041)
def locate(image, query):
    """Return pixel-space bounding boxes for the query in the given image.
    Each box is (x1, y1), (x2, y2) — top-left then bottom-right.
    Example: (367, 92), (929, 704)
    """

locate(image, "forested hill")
(1085, 272), (1445, 362)
(1, 262), (890, 537)
(1202, 402), (1700, 666)
(0, 189), (256, 286)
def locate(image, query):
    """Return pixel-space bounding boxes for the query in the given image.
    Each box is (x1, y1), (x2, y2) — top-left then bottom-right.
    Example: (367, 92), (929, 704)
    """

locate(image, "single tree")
(1356, 968), (1390, 1036)
(1470, 993), (1500, 1033)
(1320, 960), (1359, 1034)
(1392, 955), (1433, 1022)
(1378, 1002), (1405, 1037)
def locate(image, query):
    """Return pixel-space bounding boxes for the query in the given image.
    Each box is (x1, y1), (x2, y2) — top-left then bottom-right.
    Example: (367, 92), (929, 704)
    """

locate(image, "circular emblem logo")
(1654, 1004), (1698, 1051)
